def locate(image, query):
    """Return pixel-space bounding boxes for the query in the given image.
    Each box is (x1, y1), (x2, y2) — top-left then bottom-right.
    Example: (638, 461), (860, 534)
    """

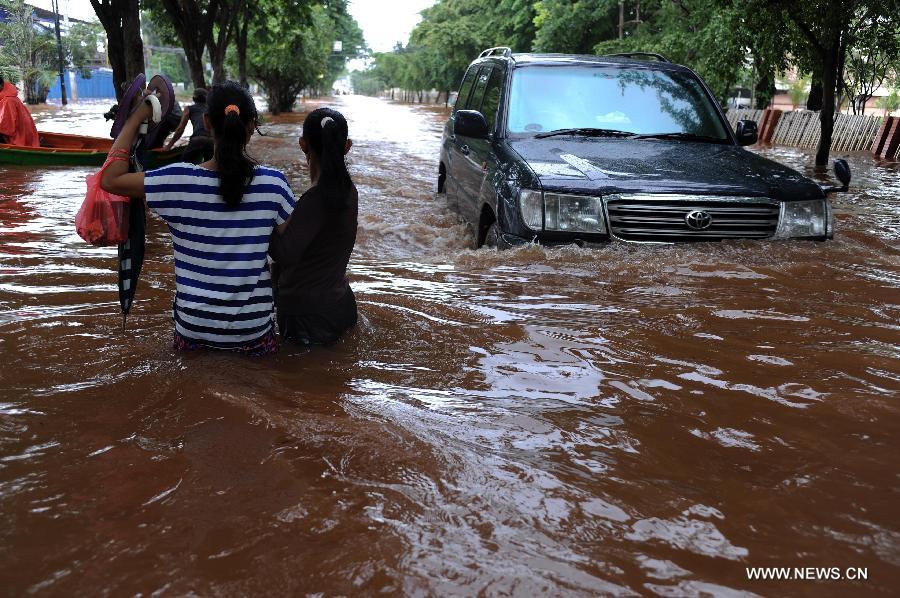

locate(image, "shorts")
(173, 327), (278, 356)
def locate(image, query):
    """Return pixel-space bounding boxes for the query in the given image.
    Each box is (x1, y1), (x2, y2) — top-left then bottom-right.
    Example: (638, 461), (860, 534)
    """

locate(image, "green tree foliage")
(141, 0), (361, 112)
(65, 22), (105, 78)
(140, 11), (190, 85)
(593, 0), (747, 104)
(787, 74), (811, 108)
(357, 0), (536, 103)
(841, 9), (900, 114)
(319, 0), (366, 94)
(0, 0), (58, 103)
(533, 0), (617, 54)
(246, 2), (332, 114)
(876, 87), (900, 112)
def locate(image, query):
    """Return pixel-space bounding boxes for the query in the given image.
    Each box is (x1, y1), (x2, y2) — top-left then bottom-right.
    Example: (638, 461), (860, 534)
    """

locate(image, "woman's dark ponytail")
(303, 108), (353, 209)
(206, 81), (258, 208)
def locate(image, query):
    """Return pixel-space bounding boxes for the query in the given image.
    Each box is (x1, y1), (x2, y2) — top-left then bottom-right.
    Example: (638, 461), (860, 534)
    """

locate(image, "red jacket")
(0, 82), (40, 147)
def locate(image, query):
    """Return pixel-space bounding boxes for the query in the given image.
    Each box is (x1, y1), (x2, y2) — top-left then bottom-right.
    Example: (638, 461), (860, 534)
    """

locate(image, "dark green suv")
(438, 48), (848, 248)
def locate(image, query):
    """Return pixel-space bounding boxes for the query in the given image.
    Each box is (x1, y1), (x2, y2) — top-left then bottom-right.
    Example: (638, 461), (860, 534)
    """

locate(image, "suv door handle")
(460, 144), (470, 156)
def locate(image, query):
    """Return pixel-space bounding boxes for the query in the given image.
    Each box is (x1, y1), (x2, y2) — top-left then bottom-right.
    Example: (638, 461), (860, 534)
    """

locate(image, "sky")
(29, 0), (96, 22)
(38, 0), (437, 56)
(348, 0), (436, 53)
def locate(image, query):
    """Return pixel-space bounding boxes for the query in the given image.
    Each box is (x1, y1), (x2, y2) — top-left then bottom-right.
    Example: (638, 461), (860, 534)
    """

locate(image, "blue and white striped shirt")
(145, 163), (296, 348)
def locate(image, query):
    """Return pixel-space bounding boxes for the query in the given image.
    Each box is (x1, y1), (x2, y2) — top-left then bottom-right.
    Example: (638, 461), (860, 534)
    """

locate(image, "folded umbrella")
(115, 75), (175, 329)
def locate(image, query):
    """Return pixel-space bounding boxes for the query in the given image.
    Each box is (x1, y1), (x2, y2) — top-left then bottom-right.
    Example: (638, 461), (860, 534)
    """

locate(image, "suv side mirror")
(821, 159), (852, 194)
(455, 110), (490, 139)
(834, 159), (851, 189)
(735, 119), (758, 146)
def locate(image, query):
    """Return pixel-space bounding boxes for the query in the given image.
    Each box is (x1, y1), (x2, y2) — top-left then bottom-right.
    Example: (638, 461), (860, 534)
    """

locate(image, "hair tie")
(224, 104), (240, 116)
(320, 116), (334, 128)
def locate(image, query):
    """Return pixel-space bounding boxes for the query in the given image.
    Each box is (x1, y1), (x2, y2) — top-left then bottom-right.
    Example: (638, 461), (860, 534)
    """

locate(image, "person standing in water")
(269, 108), (358, 345)
(163, 87), (214, 163)
(0, 75), (40, 147)
(101, 81), (296, 355)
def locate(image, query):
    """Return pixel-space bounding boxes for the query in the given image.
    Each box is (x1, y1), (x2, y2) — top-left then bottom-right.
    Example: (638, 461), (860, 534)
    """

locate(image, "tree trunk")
(266, 82), (281, 115)
(237, 2), (250, 88)
(816, 37), (840, 167)
(103, 20), (128, 99)
(122, 0), (144, 84)
(90, 0), (145, 102)
(753, 71), (774, 109)
(835, 31), (848, 113)
(807, 73), (823, 111)
(207, 0), (241, 84)
(160, 0), (217, 89)
(184, 45), (206, 89)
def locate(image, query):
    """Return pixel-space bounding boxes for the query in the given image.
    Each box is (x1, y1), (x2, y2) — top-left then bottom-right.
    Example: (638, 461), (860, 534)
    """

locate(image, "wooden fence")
(768, 111), (882, 152)
(725, 109), (763, 129)
(725, 108), (898, 157)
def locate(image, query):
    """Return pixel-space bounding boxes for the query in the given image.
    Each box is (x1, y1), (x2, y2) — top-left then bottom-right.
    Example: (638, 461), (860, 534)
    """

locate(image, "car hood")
(506, 137), (824, 199)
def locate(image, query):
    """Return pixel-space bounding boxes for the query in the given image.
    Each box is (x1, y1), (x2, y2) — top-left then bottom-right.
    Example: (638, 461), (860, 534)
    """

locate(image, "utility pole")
(51, 0), (67, 105)
(618, 1), (624, 39)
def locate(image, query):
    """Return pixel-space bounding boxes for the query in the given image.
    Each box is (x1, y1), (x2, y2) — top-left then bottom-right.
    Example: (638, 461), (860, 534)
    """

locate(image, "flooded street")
(1, 96), (899, 595)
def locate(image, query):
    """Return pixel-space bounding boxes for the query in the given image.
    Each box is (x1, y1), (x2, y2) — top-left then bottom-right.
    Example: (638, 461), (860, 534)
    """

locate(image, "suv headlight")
(518, 190), (607, 234)
(519, 189), (543, 230)
(775, 199), (831, 239)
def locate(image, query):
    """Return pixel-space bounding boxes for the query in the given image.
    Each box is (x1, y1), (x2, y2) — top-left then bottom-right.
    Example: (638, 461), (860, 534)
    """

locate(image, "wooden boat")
(0, 131), (186, 168)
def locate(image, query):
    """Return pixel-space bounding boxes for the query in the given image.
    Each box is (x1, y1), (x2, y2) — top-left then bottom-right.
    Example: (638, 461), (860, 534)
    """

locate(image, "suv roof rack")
(604, 52), (670, 63)
(479, 47), (513, 58)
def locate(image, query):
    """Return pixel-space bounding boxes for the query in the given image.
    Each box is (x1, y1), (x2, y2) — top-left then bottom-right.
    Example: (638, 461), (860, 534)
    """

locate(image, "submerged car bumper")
(507, 194), (833, 245)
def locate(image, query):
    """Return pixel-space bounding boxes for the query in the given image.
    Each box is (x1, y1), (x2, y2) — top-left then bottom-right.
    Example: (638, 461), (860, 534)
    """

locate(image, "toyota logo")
(685, 210), (713, 230)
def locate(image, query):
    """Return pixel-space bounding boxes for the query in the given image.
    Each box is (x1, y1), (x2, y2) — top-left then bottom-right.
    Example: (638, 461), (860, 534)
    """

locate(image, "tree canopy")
(0, 0), (105, 103)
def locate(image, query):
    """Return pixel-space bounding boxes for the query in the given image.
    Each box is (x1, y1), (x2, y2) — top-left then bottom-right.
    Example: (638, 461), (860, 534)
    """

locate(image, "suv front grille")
(605, 194), (779, 242)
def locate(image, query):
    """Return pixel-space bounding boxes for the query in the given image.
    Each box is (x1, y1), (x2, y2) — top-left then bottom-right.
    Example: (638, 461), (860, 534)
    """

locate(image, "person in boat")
(100, 81), (297, 356)
(163, 87), (214, 163)
(268, 108), (358, 345)
(0, 75), (40, 147)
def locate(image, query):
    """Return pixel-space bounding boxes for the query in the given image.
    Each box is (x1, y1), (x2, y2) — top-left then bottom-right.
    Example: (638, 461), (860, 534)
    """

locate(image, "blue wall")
(48, 69), (116, 100)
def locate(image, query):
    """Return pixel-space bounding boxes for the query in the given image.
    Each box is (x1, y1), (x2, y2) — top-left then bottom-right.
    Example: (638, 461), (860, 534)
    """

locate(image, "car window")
(506, 65), (729, 139)
(478, 68), (504, 132)
(455, 67), (478, 112)
(467, 66), (492, 115)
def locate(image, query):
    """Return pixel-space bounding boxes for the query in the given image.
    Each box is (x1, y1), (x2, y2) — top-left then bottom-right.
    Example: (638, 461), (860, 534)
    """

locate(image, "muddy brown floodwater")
(1, 96), (899, 596)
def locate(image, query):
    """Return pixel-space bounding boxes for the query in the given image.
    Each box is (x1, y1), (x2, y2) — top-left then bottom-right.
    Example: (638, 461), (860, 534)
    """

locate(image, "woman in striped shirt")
(101, 81), (296, 356)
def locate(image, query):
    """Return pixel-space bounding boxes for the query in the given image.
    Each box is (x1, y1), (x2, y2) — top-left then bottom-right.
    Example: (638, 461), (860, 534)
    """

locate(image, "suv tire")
(483, 222), (500, 249)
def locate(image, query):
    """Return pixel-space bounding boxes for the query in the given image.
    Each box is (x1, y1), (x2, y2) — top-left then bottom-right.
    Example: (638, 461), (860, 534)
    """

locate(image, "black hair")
(193, 87), (207, 104)
(0, 74), (4, 87)
(303, 107), (353, 209)
(206, 81), (258, 208)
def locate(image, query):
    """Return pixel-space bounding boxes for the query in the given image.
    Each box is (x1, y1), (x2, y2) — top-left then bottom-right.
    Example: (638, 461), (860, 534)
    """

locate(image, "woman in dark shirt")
(269, 108), (358, 345)
(164, 88), (214, 163)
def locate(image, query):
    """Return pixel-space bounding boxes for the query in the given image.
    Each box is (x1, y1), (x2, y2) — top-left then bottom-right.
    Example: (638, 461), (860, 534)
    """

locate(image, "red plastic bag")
(75, 164), (130, 246)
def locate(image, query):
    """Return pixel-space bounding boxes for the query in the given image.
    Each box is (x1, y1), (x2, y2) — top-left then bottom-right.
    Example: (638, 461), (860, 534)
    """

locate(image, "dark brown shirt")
(268, 185), (358, 315)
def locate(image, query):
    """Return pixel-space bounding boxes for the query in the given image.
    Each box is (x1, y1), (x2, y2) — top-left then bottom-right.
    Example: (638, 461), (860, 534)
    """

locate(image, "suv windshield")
(507, 65), (729, 140)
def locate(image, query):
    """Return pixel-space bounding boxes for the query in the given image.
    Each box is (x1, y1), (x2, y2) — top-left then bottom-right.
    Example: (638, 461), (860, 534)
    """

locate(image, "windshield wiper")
(630, 132), (727, 143)
(533, 127), (635, 139)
